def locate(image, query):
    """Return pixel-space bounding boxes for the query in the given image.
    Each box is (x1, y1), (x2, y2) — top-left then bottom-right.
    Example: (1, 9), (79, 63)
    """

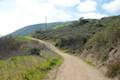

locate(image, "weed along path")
(31, 38), (111, 80)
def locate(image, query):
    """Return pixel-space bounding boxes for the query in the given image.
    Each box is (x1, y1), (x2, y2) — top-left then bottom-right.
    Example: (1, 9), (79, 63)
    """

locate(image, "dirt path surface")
(31, 38), (111, 80)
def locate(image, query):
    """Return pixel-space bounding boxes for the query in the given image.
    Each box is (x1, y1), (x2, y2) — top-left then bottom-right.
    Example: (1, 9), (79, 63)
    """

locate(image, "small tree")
(78, 17), (89, 25)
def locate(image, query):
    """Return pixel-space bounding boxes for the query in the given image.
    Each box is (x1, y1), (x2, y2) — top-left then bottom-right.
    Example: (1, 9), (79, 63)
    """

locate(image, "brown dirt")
(31, 38), (111, 80)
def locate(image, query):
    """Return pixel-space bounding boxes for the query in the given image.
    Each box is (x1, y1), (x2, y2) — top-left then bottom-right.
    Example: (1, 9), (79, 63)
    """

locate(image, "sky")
(0, 0), (120, 35)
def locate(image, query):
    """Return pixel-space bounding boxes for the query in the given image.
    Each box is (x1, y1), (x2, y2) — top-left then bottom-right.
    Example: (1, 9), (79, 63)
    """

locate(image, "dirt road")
(32, 38), (111, 80)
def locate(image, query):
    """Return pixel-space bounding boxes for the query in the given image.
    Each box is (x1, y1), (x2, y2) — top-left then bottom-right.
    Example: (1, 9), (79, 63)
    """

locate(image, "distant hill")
(10, 22), (64, 36)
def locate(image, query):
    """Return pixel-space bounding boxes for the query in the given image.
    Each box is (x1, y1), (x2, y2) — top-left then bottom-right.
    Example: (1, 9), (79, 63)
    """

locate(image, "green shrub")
(30, 48), (41, 55)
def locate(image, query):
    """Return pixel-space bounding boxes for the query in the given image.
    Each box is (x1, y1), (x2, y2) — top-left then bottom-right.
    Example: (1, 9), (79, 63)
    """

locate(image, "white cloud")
(102, 0), (120, 13)
(77, 0), (97, 12)
(16, 0), (72, 22)
(78, 12), (107, 19)
(48, 0), (80, 7)
(0, 0), (109, 35)
(0, 0), (72, 35)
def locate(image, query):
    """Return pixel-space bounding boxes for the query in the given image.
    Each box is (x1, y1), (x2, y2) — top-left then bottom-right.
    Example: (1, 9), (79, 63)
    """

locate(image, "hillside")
(33, 18), (104, 53)
(0, 36), (62, 80)
(10, 22), (64, 36)
(33, 15), (120, 80)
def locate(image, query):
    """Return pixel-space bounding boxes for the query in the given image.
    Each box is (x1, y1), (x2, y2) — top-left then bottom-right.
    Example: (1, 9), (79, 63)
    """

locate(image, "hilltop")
(10, 22), (64, 36)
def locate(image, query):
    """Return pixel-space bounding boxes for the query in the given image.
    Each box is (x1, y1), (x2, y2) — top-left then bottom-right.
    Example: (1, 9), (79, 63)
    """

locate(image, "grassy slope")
(0, 55), (62, 80)
(0, 36), (62, 80)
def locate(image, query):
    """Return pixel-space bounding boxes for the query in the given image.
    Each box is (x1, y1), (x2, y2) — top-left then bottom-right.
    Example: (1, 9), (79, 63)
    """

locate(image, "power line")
(45, 16), (47, 31)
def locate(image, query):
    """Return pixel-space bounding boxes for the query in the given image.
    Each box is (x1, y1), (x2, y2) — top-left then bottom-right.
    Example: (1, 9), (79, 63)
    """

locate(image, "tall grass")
(0, 55), (62, 80)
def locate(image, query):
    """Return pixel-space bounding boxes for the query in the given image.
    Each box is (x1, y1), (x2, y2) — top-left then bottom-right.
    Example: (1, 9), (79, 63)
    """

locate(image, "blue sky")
(0, 0), (120, 35)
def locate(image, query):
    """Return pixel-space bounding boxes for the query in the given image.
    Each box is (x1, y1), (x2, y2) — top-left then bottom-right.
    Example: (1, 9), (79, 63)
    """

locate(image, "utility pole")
(45, 16), (47, 31)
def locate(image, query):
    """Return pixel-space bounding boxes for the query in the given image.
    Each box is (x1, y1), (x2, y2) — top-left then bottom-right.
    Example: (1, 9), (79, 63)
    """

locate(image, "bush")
(30, 48), (41, 55)
(106, 60), (120, 78)
(79, 18), (89, 25)
(0, 36), (22, 59)
(0, 36), (21, 51)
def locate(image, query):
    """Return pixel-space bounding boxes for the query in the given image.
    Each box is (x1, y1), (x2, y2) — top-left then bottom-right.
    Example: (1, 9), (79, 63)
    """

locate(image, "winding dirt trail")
(32, 38), (111, 80)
